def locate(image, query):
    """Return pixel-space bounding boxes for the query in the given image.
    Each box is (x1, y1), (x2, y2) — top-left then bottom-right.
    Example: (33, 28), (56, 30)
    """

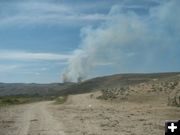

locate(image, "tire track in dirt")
(0, 101), (65, 135)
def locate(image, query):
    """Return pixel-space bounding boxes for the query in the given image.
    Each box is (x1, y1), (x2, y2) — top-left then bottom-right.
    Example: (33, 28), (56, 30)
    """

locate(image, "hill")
(62, 72), (180, 94)
(0, 82), (74, 97)
(61, 72), (180, 106)
(0, 72), (179, 106)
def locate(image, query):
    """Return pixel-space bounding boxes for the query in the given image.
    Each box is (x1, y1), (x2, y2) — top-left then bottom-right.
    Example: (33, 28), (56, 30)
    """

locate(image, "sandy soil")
(0, 102), (65, 135)
(0, 91), (180, 135)
(52, 92), (180, 135)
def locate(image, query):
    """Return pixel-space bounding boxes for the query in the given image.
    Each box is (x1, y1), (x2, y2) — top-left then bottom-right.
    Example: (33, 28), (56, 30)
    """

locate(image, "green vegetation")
(54, 96), (68, 104)
(0, 95), (55, 106)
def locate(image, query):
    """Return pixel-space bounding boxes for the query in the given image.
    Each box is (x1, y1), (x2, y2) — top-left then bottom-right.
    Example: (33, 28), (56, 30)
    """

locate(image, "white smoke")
(63, 0), (180, 82)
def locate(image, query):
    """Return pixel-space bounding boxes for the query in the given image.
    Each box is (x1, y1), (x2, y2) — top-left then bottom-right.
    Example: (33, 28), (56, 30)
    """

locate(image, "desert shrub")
(100, 87), (129, 100)
(1, 98), (20, 104)
(54, 96), (68, 104)
(0, 95), (51, 106)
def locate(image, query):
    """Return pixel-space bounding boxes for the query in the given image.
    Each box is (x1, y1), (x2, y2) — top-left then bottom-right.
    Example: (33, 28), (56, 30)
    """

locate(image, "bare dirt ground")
(0, 91), (180, 135)
(52, 92), (180, 135)
(0, 102), (65, 135)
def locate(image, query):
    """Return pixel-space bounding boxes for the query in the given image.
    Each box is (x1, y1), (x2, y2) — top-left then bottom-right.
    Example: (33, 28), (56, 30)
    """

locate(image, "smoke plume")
(63, 0), (180, 82)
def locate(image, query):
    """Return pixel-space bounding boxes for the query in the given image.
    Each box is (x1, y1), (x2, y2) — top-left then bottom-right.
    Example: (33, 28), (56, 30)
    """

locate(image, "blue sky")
(0, 0), (179, 83)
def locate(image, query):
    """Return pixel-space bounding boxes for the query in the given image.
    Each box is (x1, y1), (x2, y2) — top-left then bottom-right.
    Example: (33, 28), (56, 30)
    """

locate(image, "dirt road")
(0, 91), (180, 135)
(0, 102), (65, 135)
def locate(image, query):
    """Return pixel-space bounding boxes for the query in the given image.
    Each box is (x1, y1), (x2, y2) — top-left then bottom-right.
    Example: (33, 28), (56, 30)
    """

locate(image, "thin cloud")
(0, 1), (109, 26)
(0, 0), (158, 27)
(0, 50), (72, 61)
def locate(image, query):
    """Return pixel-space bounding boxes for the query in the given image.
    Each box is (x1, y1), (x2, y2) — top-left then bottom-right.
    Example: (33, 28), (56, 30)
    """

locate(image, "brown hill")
(0, 72), (179, 106)
(61, 72), (180, 94)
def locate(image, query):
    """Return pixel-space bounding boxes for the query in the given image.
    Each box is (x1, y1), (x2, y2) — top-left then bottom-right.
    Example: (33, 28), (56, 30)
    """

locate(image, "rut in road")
(0, 101), (65, 135)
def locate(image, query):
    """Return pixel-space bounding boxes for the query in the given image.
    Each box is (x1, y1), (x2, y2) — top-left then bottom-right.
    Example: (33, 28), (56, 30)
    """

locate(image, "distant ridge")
(0, 82), (74, 96)
(0, 72), (179, 96)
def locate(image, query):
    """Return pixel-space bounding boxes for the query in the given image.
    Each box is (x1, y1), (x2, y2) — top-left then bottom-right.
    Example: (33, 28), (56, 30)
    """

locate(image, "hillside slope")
(0, 83), (74, 96)
(62, 72), (180, 94)
(0, 72), (179, 100)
